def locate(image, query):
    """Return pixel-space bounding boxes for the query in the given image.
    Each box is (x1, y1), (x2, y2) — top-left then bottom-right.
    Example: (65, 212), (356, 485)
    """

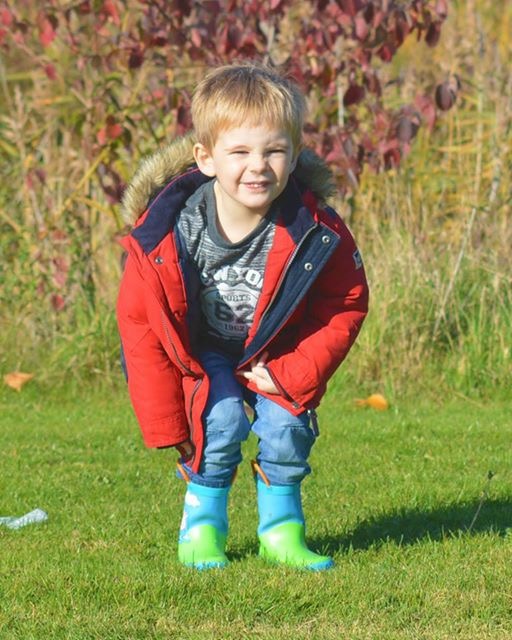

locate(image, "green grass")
(1, 383), (512, 639)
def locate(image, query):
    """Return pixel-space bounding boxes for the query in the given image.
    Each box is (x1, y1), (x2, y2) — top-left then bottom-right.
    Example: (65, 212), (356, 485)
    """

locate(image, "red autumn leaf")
(53, 255), (68, 271)
(107, 121), (123, 138)
(425, 21), (441, 47)
(175, 104), (192, 135)
(354, 15), (369, 40)
(38, 14), (57, 48)
(147, 29), (168, 47)
(52, 256), (69, 288)
(435, 82), (456, 111)
(383, 147), (401, 169)
(339, 0), (357, 17)
(395, 13), (410, 45)
(372, 9), (384, 28)
(44, 64), (57, 80)
(364, 71), (381, 96)
(343, 84), (365, 107)
(377, 42), (396, 62)
(435, 0), (448, 19)
(414, 94), (437, 131)
(77, 1), (92, 14)
(217, 23), (229, 54)
(174, 0), (193, 17)
(97, 116), (123, 145)
(51, 293), (66, 311)
(149, 88), (165, 104)
(102, 0), (121, 26)
(13, 30), (25, 45)
(52, 271), (67, 289)
(363, 3), (374, 23)
(396, 115), (420, 143)
(1, 7), (13, 27)
(128, 46), (144, 68)
(97, 128), (108, 146)
(190, 27), (202, 47)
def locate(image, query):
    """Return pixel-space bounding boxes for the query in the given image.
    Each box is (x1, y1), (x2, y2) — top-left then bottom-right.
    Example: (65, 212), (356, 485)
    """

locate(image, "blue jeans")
(182, 351), (316, 488)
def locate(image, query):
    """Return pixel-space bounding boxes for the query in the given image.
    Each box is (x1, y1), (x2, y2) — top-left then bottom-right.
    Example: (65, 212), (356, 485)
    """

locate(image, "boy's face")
(193, 123), (297, 219)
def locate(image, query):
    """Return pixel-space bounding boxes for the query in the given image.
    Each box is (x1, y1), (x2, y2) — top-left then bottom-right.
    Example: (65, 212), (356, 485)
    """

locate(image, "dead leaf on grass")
(355, 393), (390, 411)
(4, 372), (34, 392)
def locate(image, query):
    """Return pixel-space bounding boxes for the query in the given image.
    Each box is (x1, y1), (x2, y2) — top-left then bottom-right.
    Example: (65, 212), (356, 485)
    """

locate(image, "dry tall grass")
(0, 1), (510, 394)
(346, 0), (512, 397)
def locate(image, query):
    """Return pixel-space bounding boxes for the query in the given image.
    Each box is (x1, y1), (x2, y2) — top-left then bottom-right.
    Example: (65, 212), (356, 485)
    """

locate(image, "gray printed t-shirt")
(177, 180), (276, 357)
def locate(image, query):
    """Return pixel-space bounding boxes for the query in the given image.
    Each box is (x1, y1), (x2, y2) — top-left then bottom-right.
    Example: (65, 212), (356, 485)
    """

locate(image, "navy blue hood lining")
(131, 170), (314, 255)
(132, 169), (209, 254)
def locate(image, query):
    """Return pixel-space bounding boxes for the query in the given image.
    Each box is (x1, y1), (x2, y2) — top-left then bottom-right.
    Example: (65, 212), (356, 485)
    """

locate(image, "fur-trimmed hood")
(121, 132), (336, 225)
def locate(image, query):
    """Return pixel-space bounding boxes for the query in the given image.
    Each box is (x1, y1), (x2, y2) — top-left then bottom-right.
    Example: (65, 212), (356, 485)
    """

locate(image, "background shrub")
(0, 0), (510, 397)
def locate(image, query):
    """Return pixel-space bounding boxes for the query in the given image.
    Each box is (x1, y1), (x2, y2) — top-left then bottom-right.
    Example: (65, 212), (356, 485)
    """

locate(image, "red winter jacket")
(117, 136), (369, 472)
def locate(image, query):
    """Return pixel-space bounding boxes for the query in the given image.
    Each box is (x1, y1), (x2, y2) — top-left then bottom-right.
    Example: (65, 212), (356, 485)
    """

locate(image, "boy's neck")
(213, 182), (269, 243)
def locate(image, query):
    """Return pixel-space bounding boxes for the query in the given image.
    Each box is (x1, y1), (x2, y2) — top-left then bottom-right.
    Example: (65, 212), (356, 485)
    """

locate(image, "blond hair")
(191, 62), (306, 152)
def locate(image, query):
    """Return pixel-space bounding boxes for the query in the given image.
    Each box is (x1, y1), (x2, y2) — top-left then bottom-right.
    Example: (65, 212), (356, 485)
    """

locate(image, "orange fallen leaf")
(4, 372), (34, 392)
(355, 393), (389, 411)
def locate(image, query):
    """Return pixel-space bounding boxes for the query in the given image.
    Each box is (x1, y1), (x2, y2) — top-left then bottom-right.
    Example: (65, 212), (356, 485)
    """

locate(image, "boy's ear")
(193, 143), (216, 177)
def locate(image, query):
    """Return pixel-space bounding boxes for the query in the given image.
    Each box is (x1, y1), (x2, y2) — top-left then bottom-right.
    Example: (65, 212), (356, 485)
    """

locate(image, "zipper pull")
(307, 409), (319, 437)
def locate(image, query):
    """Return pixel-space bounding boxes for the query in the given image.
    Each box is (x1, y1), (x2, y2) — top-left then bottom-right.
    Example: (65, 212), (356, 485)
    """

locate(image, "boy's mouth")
(243, 181), (271, 189)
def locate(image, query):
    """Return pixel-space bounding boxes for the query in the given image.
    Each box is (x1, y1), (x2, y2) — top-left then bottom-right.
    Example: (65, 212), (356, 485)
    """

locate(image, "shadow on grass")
(227, 498), (512, 560)
(313, 498), (512, 555)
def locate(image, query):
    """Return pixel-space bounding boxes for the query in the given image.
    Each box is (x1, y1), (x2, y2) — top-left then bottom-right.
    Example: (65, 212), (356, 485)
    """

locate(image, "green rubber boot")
(178, 482), (229, 569)
(256, 478), (334, 571)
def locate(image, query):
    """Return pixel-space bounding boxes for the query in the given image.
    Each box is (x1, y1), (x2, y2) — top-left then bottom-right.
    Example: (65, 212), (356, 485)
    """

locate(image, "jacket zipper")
(187, 378), (202, 445)
(259, 222), (319, 326)
(161, 309), (202, 457)
(263, 365), (298, 407)
(238, 222), (319, 370)
(264, 365), (320, 436)
(161, 310), (197, 377)
(128, 244), (203, 457)
(124, 238), (196, 379)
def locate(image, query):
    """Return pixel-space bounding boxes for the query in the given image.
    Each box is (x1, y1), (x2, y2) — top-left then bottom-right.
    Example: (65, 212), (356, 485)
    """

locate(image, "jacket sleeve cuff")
(266, 359), (319, 408)
(139, 414), (190, 449)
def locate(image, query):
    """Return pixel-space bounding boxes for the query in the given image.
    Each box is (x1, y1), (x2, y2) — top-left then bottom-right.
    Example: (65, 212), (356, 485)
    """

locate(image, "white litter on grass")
(0, 509), (48, 530)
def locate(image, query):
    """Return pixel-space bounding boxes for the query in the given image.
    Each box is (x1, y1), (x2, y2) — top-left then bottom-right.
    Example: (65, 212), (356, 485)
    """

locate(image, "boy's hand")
(240, 352), (280, 395)
(176, 439), (194, 461)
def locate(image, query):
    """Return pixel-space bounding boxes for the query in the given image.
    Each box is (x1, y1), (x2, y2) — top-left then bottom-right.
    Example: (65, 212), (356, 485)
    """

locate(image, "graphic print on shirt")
(200, 264), (264, 340)
(176, 180), (276, 351)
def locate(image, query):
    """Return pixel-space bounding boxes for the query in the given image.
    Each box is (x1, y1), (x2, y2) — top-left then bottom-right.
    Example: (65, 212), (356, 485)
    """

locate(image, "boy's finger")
(256, 351), (269, 366)
(251, 351), (268, 368)
(250, 366), (268, 379)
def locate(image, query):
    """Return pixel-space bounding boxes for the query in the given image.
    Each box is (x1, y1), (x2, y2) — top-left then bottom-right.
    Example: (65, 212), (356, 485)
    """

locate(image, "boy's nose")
(248, 153), (268, 172)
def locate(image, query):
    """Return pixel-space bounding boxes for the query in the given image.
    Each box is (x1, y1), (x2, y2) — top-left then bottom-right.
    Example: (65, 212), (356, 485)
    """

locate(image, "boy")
(117, 63), (368, 571)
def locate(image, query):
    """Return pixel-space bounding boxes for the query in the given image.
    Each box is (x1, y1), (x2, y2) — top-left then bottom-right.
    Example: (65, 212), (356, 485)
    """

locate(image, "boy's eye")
(268, 148), (286, 154)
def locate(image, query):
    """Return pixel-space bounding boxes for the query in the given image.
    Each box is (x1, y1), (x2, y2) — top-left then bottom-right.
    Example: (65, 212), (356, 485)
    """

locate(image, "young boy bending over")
(117, 62), (369, 570)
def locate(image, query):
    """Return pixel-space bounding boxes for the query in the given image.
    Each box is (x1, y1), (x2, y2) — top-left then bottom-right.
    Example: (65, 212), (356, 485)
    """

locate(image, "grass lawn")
(1, 383), (511, 639)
